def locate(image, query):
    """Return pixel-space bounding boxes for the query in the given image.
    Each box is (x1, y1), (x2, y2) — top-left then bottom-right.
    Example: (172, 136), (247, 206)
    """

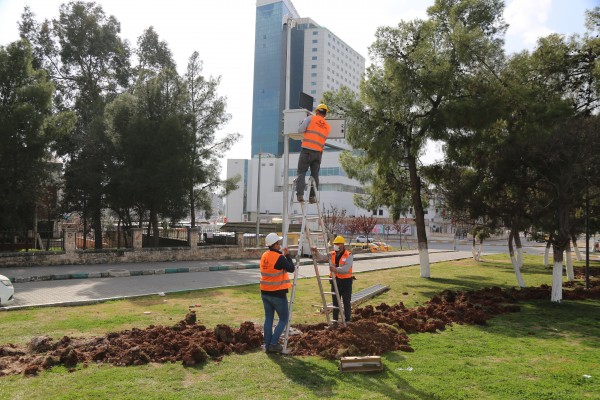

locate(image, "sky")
(0, 0), (598, 176)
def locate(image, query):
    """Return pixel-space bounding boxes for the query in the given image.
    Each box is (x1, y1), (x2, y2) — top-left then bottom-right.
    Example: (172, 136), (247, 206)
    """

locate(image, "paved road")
(3, 250), (473, 310)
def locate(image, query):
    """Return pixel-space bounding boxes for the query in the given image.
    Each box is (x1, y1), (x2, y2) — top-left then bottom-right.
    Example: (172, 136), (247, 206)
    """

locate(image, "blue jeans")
(261, 294), (289, 347)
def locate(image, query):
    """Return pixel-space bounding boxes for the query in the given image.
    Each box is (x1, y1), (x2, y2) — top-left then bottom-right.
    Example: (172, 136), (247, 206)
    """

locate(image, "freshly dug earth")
(1, 281), (598, 377)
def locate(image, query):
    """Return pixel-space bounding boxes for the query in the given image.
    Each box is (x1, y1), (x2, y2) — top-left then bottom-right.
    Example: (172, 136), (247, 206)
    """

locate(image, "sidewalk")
(0, 249), (453, 283)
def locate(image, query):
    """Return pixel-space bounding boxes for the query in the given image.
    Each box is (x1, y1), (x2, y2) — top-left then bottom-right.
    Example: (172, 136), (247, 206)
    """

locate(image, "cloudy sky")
(0, 0), (597, 173)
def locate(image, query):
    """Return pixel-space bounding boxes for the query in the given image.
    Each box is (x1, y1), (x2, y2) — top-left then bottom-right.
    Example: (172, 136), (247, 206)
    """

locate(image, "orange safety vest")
(260, 250), (291, 291)
(329, 249), (352, 279)
(301, 115), (331, 152)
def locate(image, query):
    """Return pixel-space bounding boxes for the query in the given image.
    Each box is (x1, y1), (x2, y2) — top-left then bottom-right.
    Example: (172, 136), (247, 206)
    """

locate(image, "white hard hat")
(265, 232), (282, 247)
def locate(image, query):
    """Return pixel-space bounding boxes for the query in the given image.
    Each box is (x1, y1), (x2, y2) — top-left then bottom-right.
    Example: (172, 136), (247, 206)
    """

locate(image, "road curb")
(6, 250), (436, 283)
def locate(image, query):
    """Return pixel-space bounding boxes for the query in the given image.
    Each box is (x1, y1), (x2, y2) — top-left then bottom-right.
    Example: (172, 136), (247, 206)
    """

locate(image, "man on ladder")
(311, 235), (353, 323)
(296, 103), (331, 203)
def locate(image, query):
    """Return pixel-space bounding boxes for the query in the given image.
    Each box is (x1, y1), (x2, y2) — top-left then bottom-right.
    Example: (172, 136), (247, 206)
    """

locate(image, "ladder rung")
(312, 304), (338, 309)
(319, 276), (332, 280)
(323, 291), (338, 295)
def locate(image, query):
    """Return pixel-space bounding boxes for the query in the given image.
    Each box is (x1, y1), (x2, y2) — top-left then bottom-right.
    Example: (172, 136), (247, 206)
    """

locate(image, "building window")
(312, 39), (318, 43)
(311, 65), (317, 69)
(311, 82), (316, 86)
(310, 90), (316, 94)
(313, 31), (318, 35)
(311, 73), (317, 77)
(312, 56), (317, 60)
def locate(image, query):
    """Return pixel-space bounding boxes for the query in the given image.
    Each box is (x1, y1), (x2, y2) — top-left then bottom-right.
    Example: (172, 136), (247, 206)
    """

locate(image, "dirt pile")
(1, 282), (598, 376)
(0, 317), (263, 377)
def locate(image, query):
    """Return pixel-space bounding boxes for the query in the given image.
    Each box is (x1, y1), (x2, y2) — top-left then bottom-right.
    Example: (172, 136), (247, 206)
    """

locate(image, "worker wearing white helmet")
(296, 103), (331, 204)
(259, 232), (295, 353)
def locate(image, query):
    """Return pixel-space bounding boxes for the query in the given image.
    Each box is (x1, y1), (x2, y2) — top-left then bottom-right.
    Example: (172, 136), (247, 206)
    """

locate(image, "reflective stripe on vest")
(329, 249), (352, 279)
(260, 250), (291, 291)
(301, 115), (331, 152)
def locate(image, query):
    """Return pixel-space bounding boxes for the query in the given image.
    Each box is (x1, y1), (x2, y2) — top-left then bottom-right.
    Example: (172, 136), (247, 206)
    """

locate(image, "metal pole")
(585, 180), (590, 290)
(282, 18), (293, 248)
(256, 151), (261, 244)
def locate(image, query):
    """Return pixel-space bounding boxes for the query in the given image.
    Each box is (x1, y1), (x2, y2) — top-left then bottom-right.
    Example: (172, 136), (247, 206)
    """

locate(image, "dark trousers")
(331, 277), (352, 322)
(296, 148), (323, 197)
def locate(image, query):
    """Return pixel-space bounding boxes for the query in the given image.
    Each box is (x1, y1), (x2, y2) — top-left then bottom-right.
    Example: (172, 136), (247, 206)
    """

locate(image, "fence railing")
(74, 229), (134, 250)
(0, 230), (64, 252)
(1, 227), (243, 252)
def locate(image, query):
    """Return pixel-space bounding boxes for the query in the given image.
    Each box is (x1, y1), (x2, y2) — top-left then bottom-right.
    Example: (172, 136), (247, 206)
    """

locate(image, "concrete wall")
(0, 228), (263, 268)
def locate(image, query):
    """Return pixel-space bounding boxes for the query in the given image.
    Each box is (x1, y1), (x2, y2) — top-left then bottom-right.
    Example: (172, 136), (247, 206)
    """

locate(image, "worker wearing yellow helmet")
(296, 103), (331, 204)
(312, 234), (353, 323)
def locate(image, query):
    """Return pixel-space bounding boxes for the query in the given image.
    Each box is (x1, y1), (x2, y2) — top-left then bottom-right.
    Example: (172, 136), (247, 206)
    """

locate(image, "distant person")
(260, 232), (295, 353)
(296, 103), (331, 203)
(312, 235), (353, 323)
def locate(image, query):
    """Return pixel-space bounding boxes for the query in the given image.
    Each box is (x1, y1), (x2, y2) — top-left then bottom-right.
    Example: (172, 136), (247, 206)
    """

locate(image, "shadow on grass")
(269, 353), (439, 399)
(474, 299), (600, 348)
(404, 275), (501, 299)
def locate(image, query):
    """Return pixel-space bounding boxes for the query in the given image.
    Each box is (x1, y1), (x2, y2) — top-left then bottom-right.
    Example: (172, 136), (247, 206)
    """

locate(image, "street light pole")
(256, 151), (261, 244)
(282, 17), (295, 248)
(585, 177), (590, 290)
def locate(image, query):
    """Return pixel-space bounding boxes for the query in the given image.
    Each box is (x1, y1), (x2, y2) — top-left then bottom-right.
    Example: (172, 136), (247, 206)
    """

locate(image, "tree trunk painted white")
(513, 231), (523, 268)
(544, 243), (550, 268)
(419, 244), (430, 278)
(513, 261), (526, 288)
(478, 240), (484, 260)
(513, 246), (525, 287)
(551, 260), (563, 302)
(471, 237), (478, 261)
(572, 240), (582, 261)
(565, 246), (574, 281)
(510, 253), (517, 268)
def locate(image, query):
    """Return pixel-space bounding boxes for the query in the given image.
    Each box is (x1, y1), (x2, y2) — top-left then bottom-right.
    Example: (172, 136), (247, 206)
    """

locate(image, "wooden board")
(340, 356), (383, 372)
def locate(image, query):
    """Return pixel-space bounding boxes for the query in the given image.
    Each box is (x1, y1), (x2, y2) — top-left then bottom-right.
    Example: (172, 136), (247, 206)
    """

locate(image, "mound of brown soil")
(1, 281), (598, 376)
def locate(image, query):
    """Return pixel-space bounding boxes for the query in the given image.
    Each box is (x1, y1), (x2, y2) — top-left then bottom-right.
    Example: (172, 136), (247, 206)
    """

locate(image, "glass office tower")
(251, 0), (300, 156)
(251, 1), (364, 157)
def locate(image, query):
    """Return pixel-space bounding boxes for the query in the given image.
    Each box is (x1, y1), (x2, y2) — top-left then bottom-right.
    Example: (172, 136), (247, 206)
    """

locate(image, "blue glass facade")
(252, 2), (290, 156)
(252, 1), (311, 156)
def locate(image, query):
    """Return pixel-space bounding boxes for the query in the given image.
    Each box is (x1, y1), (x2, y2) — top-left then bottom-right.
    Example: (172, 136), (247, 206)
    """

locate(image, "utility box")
(283, 109), (310, 140)
(339, 356), (383, 372)
(282, 109), (346, 140)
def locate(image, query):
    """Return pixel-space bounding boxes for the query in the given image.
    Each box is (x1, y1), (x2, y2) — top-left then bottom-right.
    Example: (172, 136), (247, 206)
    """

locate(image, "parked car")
(355, 235), (373, 243)
(373, 242), (392, 251)
(0, 274), (14, 306)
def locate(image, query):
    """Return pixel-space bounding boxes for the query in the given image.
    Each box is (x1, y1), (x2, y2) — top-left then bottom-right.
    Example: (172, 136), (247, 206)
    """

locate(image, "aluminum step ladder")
(283, 177), (345, 353)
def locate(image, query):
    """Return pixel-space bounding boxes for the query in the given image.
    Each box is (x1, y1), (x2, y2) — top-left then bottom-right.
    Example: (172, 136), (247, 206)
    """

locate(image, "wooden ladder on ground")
(283, 178), (345, 353)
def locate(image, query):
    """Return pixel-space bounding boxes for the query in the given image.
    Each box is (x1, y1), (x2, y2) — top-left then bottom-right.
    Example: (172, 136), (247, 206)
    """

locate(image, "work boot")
(297, 194), (304, 202)
(309, 196), (317, 204)
(267, 343), (283, 353)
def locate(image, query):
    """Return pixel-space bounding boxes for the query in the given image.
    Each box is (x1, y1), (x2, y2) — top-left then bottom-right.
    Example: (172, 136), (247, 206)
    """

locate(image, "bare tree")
(356, 215), (378, 242)
(344, 218), (362, 244)
(322, 204), (347, 243)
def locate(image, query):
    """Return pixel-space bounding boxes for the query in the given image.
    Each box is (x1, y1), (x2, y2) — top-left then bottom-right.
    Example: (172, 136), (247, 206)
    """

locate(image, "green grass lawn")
(1, 254), (599, 399)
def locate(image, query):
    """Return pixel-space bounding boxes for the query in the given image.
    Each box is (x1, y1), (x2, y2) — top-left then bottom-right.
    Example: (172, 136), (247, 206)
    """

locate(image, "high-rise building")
(251, 0), (365, 156)
(226, 0), (377, 223)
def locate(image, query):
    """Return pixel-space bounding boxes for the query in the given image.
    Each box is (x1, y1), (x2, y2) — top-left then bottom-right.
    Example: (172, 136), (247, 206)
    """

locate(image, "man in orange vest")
(296, 103), (331, 203)
(312, 235), (353, 323)
(260, 232), (295, 353)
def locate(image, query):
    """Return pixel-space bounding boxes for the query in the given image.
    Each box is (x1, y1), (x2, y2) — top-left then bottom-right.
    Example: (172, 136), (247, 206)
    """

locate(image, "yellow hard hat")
(315, 103), (329, 113)
(333, 235), (346, 244)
